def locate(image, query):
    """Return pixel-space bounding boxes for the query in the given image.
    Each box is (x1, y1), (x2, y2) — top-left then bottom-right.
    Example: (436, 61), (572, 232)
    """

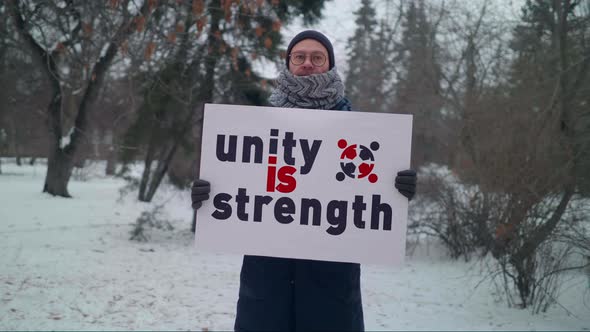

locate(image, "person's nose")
(301, 56), (313, 69)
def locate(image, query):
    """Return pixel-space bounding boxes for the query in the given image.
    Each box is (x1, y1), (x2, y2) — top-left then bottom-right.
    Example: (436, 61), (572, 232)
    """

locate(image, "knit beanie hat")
(286, 30), (335, 70)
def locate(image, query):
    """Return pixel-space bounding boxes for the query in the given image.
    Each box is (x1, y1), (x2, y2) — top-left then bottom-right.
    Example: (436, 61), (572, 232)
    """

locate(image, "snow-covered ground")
(1, 160), (589, 330)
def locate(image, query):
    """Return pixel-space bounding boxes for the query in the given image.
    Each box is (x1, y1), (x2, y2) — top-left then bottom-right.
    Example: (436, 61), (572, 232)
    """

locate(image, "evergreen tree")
(393, 0), (445, 167)
(508, 0), (589, 194)
(345, 0), (394, 113)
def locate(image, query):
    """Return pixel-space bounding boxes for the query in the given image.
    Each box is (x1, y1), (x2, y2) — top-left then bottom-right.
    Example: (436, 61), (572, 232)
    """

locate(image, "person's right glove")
(191, 179), (210, 210)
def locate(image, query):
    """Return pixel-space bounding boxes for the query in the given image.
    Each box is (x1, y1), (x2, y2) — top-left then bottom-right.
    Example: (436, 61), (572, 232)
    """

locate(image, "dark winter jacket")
(234, 98), (364, 331)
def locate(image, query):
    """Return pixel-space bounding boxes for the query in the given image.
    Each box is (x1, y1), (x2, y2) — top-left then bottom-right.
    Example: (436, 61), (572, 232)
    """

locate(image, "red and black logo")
(336, 139), (380, 183)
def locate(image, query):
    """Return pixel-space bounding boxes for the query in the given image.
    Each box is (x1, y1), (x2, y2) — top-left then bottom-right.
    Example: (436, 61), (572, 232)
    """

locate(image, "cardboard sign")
(195, 104), (412, 265)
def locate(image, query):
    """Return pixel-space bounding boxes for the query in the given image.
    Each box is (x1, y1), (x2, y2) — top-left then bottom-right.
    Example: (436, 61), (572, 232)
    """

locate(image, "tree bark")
(43, 148), (74, 198)
(144, 150), (174, 202)
(191, 210), (197, 233)
(7, 109), (22, 166)
(105, 147), (117, 175)
(138, 134), (156, 202)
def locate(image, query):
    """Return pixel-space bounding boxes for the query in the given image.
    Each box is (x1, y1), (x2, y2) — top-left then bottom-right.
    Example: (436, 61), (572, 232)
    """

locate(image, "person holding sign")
(192, 30), (417, 331)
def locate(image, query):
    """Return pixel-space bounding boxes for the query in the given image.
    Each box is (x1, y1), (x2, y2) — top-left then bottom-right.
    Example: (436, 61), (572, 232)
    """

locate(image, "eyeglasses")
(289, 52), (327, 67)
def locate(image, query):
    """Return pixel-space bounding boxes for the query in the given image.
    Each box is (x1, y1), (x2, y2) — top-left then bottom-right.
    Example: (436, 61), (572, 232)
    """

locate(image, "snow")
(59, 127), (75, 149)
(72, 87), (84, 96)
(100, 43), (111, 59)
(61, 66), (70, 76)
(1, 160), (589, 330)
(127, 0), (145, 16)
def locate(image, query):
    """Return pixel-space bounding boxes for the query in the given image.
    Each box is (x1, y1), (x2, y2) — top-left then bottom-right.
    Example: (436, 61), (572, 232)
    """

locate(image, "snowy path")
(1, 162), (589, 330)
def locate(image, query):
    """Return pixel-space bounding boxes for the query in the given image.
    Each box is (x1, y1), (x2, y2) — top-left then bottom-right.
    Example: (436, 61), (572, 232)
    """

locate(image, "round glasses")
(289, 52), (327, 67)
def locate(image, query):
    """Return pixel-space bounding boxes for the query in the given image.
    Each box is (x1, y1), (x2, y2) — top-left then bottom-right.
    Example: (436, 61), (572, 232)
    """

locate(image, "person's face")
(288, 39), (330, 76)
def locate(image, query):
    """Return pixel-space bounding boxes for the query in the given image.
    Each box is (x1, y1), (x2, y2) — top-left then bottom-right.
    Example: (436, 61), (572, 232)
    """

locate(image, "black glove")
(191, 179), (210, 210)
(395, 169), (416, 201)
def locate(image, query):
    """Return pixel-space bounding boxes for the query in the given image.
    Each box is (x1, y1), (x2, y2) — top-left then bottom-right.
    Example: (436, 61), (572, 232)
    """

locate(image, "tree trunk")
(461, 38), (479, 166)
(105, 129), (117, 175)
(105, 147), (117, 175)
(144, 141), (180, 202)
(511, 252), (539, 309)
(143, 160), (165, 202)
(41, 83), (67, 195)
(191, 210), (197, 233)
(138, 135), (157, 202)
(74, 157), (85, 169)
(43, 147), (74, 197)
(8, 111), (22, 166)
(140, 104), (195, 202)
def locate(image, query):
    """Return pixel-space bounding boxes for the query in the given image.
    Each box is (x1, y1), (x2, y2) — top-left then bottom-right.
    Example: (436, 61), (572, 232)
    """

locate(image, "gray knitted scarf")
(268, 67), (344, 110)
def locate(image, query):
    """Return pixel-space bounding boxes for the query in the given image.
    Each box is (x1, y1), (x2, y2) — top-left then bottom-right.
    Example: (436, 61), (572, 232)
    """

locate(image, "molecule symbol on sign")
(336, 139), (379, 183)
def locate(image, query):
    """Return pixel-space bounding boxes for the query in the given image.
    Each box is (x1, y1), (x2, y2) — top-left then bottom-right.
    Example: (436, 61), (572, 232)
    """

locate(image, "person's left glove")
(395, 169), (417, 201)
(191, 179), (211, 210)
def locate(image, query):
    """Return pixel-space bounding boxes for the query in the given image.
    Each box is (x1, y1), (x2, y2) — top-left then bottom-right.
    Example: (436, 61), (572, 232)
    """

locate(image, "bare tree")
(7, 0), (154, 197)
(423, 0), (590, 310)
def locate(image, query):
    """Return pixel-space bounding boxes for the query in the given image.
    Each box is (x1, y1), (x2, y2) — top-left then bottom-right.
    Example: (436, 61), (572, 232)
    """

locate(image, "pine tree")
(345, 0), (389, 112)
(508, 0), (589, 194)
(393, 0), (445, 167)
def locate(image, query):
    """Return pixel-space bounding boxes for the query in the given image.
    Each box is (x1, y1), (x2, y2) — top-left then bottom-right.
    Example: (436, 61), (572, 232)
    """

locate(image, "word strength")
(212, 188), (393, 236)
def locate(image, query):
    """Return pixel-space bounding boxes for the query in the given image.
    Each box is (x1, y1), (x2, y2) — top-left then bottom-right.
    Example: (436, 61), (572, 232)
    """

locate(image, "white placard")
(195, 103), (412, 266)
